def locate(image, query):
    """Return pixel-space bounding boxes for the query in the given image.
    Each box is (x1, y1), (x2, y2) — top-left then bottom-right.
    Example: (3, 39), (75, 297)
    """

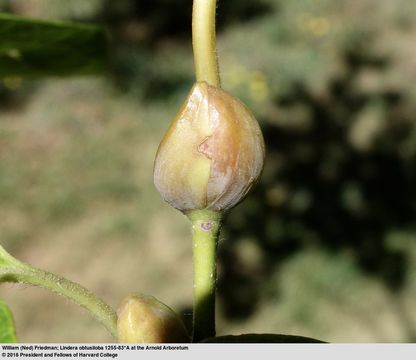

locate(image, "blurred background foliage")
(1, 0), (416, 342)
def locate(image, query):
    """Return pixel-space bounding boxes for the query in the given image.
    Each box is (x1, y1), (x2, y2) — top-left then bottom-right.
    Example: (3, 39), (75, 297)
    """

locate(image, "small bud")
(117, 294), (190, 343)
(154, 81), (265, 213)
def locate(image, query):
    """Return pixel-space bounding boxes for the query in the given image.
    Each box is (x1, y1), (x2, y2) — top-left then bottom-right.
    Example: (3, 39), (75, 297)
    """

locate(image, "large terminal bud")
(153, 82), (265, 213)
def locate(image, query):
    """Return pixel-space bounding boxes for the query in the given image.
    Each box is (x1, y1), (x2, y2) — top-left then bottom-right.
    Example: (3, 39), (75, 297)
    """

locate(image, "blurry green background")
(1, 0), (416, 342)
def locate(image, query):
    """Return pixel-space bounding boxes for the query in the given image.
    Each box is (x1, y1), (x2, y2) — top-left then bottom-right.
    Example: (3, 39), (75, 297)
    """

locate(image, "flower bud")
(117, 294), (190, 343)
(153, 81), (265, 213)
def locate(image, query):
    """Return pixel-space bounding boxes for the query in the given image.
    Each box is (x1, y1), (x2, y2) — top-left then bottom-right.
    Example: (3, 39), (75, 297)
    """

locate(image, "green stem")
(187, 209), (222, 342)
(0, 245), (117, 339)
(192, 0), (221, 87)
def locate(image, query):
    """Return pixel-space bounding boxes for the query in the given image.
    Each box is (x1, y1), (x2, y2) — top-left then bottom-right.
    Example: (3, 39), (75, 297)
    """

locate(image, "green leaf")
(0, 299), (18, 343)
(0, 13), (107, 77)
(202, 333), (326, 343)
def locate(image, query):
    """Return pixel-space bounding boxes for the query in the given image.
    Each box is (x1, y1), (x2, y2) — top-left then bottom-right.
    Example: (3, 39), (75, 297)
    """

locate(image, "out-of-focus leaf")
(0, 299), (18, 343)
(202, 333), (326, 343)
(0, 13), (107, 77)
